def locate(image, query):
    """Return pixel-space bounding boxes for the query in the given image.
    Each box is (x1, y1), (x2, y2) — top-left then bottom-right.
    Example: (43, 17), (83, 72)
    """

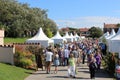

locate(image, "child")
(68, 53), (76, 78)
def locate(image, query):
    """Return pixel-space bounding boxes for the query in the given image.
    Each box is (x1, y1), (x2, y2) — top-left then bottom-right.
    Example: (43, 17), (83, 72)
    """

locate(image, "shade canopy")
(26, 27), (54, 47)
(80, 36), (85, 39)
(51, 31), (67, 44)
(107, 29), (116, 52)
(106, 29), (116, 40)
(109, 28), (120, 53)
(63, 32), (73, 42)
(74, 33), (80, 41)
(105, 31), (110, 39)
(74, 33), (79, 38)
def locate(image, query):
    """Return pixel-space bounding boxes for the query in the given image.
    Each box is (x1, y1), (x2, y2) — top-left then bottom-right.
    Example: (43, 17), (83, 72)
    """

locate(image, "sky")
(18, 0), (120, 29)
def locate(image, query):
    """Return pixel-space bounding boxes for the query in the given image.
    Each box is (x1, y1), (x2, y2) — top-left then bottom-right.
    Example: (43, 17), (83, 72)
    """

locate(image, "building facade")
(79, 28), (90, 37)
(103, 23), (118, 33)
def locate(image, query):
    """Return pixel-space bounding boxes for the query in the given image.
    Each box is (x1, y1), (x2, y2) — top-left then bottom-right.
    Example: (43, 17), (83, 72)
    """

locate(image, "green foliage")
(101, 36), (107, 44)
(0, 63), (33, 80)
(0, 0), (57, 37)
(89, 27), (103, 38)
(59, 30), (65, 36)
(26, 46), (44, 55)
(14, 46), (36, 69)
(0, 22), (6, 29)
(44, 28), (53, 38)
(102, 53), (118, 76)
(117, 23), (120, 27)
(44, 19), (58, 36)
(25, 46), (45, 69)
(19, 58), (33, 68)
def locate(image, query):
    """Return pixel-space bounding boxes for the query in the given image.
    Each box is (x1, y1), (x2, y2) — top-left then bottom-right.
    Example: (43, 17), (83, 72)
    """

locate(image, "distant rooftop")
(79, 28), (89, 32)
(104, 23), (118, 28)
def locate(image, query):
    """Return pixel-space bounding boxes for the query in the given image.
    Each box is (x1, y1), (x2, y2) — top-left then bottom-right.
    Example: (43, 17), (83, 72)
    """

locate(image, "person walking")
(45, 48), (53, 74)
(94, 49), (102, 70)
(82, 48), (86, 64)
(63, 47), (70, 66)
(68, 53), (76, 78)
(53, 51), (59, 74)
(87, 53), (97, 79)
(72, 48), (79, 66)
(58, 48), (64, 66)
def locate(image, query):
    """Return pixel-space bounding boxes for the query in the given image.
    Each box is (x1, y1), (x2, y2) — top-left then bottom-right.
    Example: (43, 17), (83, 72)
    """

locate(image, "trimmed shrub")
(102, 52), (118, 77)
(19, 58), (33, 68)
(14, 46), (36, 69)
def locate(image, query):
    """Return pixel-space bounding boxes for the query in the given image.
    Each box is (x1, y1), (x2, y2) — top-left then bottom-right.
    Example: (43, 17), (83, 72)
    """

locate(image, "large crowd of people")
(43, 38), (105, 79)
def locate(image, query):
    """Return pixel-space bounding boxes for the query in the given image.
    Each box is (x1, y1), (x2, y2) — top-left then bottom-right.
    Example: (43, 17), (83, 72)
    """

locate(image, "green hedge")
(102, 52), (118, 77)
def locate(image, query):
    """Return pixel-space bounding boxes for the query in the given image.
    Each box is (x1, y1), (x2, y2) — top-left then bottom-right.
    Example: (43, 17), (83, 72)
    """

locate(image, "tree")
(0, 0), (57, 37)
(89, 26), (103, 38)
(44, 28), (53, 38)
(117, 23), (120, 27)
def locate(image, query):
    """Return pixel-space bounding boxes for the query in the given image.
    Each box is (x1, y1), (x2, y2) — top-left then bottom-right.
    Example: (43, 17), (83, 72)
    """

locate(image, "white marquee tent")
(70, 33), (74, 42)
(74, 33), (80, 41)
(99, 31), (110, 42)
(51, 31), (67, 44)
(99, 32), (107, 40)
(80, 36), (85, 39)
(105, 31), (110, 39)
(26, 28), (54, 47)
(106, 29), (116, 40)
(63, 32), (73, 42)
(106, 29), (116, 52)
(110, 28), (120, 53)
(74, 33), (79, 38)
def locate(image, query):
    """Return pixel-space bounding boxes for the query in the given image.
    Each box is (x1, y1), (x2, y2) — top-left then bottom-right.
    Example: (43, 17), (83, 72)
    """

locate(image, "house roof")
(104, 23), (118, 28)
(61, 27), (69, 31)
(79, 28), (89, 32)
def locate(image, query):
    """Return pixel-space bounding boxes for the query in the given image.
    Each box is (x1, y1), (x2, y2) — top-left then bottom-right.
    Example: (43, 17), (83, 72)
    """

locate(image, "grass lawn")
(0, 63), (34, 80)
(4, 37), (29, 44)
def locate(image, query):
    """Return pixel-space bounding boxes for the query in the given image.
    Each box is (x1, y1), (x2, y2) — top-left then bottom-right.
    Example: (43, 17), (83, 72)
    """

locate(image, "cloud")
(55, 16), (120, 29)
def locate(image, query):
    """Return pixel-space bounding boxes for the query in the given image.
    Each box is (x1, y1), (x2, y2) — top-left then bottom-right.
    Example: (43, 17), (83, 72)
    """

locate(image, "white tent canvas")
(75, 33), (79, 38)
(80, 36), (85, 39)
(105, 31), (110, 39)
(107, 29), (116, 52)
(70, 33), (74, 42)
(63, 32), (72, 42)
(106, 29), (115, 51)
(106, 29), (116, 40)
(99, 32), (107, 42)
(110, 28), (120, 53)
(74, 33), (80, 41)
(26, 28), (54, 47)
(51, 31), (67, 44)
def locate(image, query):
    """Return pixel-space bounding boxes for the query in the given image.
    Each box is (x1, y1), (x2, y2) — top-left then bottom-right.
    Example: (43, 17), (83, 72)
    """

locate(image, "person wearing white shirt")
(45, 48), (53, 74)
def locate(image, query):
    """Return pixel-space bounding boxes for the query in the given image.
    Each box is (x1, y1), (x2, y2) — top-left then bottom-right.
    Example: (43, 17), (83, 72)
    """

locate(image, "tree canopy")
(89, 26), (103, 38)
(0, 0), (57, 38)
(117, 23), (120, 27)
